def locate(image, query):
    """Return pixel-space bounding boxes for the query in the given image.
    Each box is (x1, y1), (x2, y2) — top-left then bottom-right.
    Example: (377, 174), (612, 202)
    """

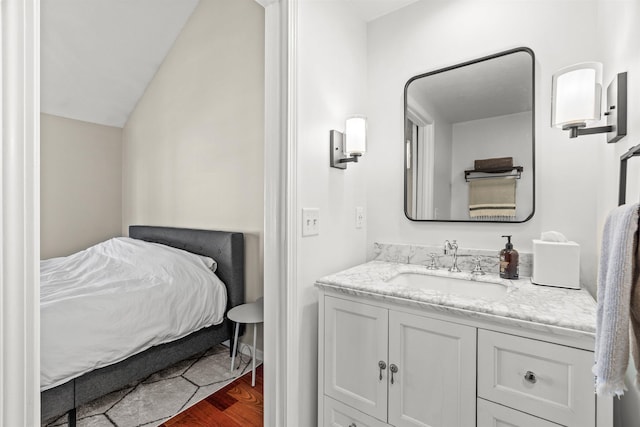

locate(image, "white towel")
(593, 203), (640, 396)
(469, 177), (516, 220)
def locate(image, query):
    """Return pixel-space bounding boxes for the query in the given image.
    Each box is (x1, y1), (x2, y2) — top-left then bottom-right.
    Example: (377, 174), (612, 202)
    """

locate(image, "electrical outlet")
(355, 206), (365, 229)
(302, 208), (320, 236)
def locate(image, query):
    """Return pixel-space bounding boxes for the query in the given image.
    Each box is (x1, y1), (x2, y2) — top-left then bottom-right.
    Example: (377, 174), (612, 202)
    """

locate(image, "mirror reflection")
(404, 48), (535, 222)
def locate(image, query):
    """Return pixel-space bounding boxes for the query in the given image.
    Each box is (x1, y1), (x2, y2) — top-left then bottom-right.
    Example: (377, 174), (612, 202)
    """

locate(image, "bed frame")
(40, 226), (245, 425)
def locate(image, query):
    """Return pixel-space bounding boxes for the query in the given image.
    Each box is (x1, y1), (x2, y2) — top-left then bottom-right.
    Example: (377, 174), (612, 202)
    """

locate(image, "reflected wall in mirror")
(404, 47), (535, 222)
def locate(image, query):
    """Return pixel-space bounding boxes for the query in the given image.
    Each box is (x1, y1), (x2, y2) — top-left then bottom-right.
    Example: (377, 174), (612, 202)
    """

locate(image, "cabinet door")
(324, 296), (389, 422)
(388, 311), (476, 427)
(477, 398), (562, 427)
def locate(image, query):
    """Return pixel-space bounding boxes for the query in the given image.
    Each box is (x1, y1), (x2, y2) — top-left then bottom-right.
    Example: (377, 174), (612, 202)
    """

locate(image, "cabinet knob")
(390, 364), (398, 384)
(378, 361), (387, 381)
(524, 370), (537, 384)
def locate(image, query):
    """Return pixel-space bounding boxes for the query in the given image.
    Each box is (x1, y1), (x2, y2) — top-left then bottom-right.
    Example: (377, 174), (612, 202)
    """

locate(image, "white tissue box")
(532, 239), (580, 289)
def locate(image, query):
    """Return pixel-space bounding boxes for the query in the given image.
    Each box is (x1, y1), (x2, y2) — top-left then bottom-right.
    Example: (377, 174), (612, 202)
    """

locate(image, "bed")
(40, 225), (245, 424)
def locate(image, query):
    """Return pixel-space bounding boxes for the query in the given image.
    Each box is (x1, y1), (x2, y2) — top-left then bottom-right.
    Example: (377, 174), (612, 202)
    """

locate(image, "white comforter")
(40, 237), (227, 391)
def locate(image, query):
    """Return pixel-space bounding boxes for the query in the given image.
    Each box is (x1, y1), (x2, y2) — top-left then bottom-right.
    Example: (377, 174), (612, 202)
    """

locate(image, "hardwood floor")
(161, 365), (263, 427)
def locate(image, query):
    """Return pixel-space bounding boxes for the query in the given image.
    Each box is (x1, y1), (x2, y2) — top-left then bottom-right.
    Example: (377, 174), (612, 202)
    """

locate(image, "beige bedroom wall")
(41, 113), (123, 259)
(122, 0), (264, 349)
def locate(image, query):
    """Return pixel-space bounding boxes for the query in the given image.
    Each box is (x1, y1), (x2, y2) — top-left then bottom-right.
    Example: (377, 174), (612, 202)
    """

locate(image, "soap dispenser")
(499, 235), (519, 279)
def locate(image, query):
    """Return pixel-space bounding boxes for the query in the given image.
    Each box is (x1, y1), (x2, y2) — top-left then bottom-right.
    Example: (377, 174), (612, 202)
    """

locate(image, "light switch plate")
(302, 208), (320, 236)
(355, 207), (365, 228)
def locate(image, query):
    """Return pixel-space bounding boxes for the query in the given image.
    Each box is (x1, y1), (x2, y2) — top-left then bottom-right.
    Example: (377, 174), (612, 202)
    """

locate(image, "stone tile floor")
(43, 344), (257, 427)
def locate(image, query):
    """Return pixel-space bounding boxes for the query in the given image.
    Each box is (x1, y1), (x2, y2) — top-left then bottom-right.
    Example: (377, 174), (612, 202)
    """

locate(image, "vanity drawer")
(477, 398), (562, 427)
(324, 396), (389, 427)
(477, 329), (594, 427)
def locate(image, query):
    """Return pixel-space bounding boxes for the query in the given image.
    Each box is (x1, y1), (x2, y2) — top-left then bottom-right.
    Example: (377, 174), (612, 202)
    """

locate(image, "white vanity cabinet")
(318, 290), (610, 427)
(322, 295), (476, 427)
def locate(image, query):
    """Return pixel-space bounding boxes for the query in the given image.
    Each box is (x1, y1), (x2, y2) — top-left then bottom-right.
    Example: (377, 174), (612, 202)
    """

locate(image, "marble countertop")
(316, 261), (597, 339)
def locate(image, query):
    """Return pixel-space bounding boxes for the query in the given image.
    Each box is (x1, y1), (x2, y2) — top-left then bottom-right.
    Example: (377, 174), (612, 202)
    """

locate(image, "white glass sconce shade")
(345, 116), (367, 156)
(551, 62), (602, 129)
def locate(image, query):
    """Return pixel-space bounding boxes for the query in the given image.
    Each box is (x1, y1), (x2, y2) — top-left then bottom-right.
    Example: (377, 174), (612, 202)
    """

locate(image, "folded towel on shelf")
(474, 157), (513, 171)
(468, 177), (516, 220)
(593, 203), (640, 396)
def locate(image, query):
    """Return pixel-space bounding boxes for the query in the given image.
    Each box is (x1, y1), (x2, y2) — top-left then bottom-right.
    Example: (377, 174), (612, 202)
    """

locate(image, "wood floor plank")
(162, 400), (243, 427)
(224, 380), (264, 426)
(207, 388), (238, 411)
(162, 401), (244, 427)
(224, 400), (263, 426)
(162, 365), (263, 427)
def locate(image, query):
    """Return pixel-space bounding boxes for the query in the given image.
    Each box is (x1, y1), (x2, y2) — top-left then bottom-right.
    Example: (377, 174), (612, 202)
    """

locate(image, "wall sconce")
(330, 116), (367, 169)
(551, 62), (627, 143)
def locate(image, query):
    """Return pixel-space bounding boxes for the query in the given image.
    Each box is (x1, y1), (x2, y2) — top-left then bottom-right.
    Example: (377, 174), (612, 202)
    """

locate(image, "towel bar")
(619, 143), (640, 205)
(464, 166), (523, 182)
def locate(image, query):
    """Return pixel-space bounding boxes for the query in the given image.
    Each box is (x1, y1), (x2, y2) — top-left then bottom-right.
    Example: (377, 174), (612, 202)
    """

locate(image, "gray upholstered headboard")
(128, 226), (245, 311)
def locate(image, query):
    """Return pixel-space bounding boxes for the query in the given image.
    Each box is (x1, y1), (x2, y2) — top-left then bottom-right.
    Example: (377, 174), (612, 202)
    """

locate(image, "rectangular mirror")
(404, 47), (535, 222)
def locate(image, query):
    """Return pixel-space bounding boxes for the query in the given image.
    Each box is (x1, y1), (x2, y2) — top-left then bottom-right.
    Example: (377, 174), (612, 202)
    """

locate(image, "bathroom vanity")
(316, 260), (612, 427)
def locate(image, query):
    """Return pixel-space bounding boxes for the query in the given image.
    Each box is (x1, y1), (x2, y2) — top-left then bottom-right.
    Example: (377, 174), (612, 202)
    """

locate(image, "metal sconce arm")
(330, 130), (360, 169)
(565, 72), (627, 143)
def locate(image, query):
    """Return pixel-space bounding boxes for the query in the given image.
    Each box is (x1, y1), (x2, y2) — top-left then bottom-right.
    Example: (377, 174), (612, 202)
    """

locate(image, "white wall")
(40, 113), (122, 259)
(450, 112), (533, 220)
(406, 94), (453, 219)
(366, 0), (602, 295)
(122, 0), (265, 345)
(431, 105), (453, 219)
(295, 1), (368, 424)
(595, 1), (640, 425)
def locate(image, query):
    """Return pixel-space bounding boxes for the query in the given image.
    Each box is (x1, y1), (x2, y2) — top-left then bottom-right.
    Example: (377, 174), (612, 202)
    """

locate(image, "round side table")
(227, 297), (263, 386)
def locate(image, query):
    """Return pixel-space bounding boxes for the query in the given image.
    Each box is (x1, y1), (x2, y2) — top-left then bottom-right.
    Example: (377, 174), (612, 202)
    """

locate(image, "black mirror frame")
(403, 46), (536, 223)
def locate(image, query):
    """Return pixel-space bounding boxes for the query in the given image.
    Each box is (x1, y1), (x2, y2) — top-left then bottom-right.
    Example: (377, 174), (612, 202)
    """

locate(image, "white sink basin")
(387, 273), (507, 299)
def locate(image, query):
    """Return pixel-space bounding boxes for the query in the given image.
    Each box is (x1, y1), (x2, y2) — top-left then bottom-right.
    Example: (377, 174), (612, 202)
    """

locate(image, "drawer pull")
(349, 424), (357, 427)
(390, 364), (398, 384)
(378, 361), (386, 381)
(524, 370), (537, 384)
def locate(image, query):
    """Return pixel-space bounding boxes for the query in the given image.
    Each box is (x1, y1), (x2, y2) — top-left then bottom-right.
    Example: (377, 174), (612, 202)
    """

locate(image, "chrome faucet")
(443, 240), (461, 272)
